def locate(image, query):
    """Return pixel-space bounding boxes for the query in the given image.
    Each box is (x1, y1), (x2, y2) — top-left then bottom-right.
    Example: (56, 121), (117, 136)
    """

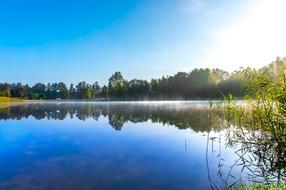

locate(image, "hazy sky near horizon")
(1, 0), (285, 85)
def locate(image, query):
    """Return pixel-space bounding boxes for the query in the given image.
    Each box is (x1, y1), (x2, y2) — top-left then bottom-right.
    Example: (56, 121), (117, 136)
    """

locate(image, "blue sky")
(0, 0), (285, 85)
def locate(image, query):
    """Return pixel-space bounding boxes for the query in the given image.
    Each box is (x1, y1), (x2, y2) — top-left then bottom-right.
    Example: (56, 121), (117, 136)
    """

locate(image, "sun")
(205, 0), (286, 72)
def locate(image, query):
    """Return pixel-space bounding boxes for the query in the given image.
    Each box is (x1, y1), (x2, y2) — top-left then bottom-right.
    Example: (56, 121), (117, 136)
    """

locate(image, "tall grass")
(231, 182), (286, 190)
(210, 68), (286, 189)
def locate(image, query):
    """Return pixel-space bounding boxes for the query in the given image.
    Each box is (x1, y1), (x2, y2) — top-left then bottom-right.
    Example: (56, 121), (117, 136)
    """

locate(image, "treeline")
(0, 69), (244, 100)
(0, 57), (284, 100)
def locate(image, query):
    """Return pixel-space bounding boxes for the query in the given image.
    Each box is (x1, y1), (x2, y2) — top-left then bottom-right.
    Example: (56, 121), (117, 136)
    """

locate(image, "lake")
(0, 101), (283, 190)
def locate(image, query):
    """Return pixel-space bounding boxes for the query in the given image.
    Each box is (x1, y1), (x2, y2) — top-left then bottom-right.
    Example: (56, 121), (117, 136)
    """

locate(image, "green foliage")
(31, 83), (46, 99)
(213, 57), (286, 188)
(100, 85), (108, 98)
(231, 183), (286, 190)
(0, 68), (245, 100)
(91, 82), (101, 98)
(0, 57), (285, 100)
(76, 81), (92, 99)
(0, 83), (11, 97)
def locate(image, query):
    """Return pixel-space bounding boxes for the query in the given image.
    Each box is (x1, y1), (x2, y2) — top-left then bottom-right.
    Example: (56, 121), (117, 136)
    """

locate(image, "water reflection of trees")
(1, 103), (284, 187)
(0, 103), (211, 132)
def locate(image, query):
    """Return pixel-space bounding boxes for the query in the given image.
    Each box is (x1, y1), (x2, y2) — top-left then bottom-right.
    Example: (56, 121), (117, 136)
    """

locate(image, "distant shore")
(0, 96), (244, 103)
(0, 98), (222, 103)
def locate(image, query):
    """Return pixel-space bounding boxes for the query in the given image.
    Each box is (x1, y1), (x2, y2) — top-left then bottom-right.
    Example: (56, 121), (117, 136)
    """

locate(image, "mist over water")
(0, 102), (282, 190)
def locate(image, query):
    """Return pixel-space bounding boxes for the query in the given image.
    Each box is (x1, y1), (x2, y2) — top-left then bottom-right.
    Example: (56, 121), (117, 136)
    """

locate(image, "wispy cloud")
(183, 0), (207, 12)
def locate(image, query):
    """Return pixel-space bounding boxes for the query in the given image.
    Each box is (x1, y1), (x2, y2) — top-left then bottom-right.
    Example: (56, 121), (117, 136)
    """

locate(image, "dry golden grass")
(0, 97), (26, 109)
(0, 97), (24, 102)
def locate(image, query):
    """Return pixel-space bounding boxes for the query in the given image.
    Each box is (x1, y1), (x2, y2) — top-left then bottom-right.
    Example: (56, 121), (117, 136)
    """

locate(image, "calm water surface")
(0, 101), (282, 190)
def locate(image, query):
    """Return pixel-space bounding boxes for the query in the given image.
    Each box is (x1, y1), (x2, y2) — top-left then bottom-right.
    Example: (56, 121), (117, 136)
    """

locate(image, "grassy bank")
(0, 97), (24, 102)
(0, 97), (25, 109)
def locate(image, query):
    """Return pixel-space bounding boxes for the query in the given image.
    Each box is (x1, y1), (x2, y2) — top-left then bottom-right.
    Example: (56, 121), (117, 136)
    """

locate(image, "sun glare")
(205, 0), (286, 71)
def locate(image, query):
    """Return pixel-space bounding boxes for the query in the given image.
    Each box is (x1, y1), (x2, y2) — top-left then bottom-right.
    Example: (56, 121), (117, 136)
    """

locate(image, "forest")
(0, 57), (285, 100)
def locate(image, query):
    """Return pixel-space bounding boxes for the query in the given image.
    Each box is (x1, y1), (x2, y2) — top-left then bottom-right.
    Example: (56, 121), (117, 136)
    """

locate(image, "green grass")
(231, 183), (286, 190)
